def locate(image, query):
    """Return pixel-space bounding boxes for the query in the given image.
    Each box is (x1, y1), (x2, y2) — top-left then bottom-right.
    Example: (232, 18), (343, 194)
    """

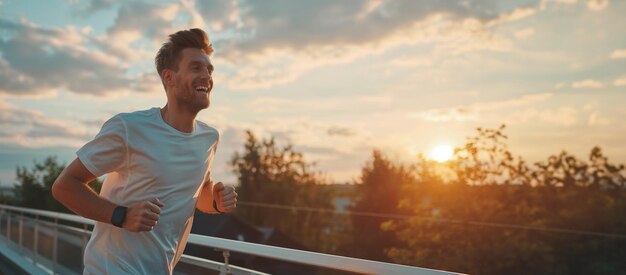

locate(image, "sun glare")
(430, 144), (454, 163)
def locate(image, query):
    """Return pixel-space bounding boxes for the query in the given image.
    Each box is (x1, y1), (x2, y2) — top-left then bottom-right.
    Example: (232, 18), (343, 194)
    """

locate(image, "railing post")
(220, 250), (231, 275)
(0, 209), (3, 241)
(34, 214), (39, 266)
(53, 217), (58, 274)
(7, 212), (11, 245)
(19, 211), (23, 252)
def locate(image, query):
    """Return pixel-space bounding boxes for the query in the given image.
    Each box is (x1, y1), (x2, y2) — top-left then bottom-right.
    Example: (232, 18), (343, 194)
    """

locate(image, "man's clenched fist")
(212, 182), (237, 213)
(123, 198), (164, 232)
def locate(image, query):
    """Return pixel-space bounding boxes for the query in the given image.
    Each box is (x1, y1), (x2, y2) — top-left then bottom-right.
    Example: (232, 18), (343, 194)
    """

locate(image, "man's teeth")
(195, 86), (209, 93)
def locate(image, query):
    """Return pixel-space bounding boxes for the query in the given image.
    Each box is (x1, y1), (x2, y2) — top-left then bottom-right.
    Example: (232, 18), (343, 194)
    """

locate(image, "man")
(52, 28), (237, 274)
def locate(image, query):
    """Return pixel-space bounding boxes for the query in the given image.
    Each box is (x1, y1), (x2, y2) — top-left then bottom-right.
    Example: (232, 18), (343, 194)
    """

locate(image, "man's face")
(170, 48), (214, 113)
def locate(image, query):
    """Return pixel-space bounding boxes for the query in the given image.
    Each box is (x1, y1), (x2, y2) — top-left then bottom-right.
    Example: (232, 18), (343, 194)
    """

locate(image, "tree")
(345, 150), (416, 261)
(450, 124), (532, 186)
(533, 146), (625, 189)
(13, 156), (102, 213)
(0, 180), (17, 205)
(230, 131), (336, 252)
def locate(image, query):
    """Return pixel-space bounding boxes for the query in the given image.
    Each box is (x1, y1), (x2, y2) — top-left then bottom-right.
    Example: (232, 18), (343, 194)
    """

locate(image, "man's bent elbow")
(51, 170), (75, 205)
(51, 176), (66, 203)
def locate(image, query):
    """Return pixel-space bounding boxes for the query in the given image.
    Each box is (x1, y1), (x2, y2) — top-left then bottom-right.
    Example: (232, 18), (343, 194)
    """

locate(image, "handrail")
(0, 204), (95, 226)
(188, 234), (461, 275)
(0, 204), (464, 275)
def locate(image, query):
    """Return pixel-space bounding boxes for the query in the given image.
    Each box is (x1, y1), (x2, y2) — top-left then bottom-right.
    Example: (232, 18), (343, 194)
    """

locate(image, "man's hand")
(123, 198), (164, 232)
(212, 182), (237, 213)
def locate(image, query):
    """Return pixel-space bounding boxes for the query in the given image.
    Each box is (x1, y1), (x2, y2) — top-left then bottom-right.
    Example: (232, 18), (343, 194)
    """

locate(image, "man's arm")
(196, 178), (217, 213)
(52, 158), (162, 231)
(196, 178), (238, 214)
(52, 158), (118, 223)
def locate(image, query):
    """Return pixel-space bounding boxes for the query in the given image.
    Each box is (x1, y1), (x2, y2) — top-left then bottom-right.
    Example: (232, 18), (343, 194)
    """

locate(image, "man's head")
(155, 29), (214, 113)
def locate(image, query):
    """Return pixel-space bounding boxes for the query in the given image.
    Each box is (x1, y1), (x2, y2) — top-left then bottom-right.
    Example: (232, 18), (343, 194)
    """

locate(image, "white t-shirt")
(78, 107), (219, 275)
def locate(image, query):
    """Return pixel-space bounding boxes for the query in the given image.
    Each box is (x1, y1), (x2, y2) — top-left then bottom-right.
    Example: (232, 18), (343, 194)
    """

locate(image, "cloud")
(511, 107), (578, 126)
(389, 56), (434, 67)
(514, 27), (535, 39)
(131, 72), (163, 93)
(614, 75), (626, 86)
(327, 126), (356, 137)
(356, 95), (394, 105)
(192, 1), (538, 89)
(610, 49), (626, 59)
(554, 82), (567, 89)
(248, 96), (368, 114)
(213, 1), (500, 55)
(0, 18), (133, 97)
(411, 107), (478, 122)
(194, 0), (241, 31)
(0, 101), (91, 148)
(221, 14), (517, 89)
(293, 145), (343, 156)
(572, 79), (603, 88)
(106, 1), (181, 43)
(410, 93), (554, 122)
(5, 1), (543, 92)
(588, 112), (610, 126)
(249, 97), (295, 113)
(0, 0), (215, 97)
(75, 0), (116, 15)
(586, 0), (609, 11)
(487, 7), (537, 26)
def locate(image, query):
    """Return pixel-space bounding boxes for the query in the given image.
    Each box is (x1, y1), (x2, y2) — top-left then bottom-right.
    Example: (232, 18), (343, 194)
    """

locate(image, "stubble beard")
(174, 80), (210, 114)
(179, 92), (209, 114)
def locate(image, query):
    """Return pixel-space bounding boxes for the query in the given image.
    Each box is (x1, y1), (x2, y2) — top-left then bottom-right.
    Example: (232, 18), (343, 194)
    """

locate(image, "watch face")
(112, 206), (127, 227)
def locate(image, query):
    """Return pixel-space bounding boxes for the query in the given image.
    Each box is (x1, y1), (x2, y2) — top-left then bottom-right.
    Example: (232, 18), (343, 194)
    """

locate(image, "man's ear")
(162, 69), (175, 87)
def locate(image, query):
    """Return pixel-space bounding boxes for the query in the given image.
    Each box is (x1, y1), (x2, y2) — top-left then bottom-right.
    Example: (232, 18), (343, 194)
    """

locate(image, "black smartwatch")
(111, 206), (128, 228)
(213, 200), (223, 214)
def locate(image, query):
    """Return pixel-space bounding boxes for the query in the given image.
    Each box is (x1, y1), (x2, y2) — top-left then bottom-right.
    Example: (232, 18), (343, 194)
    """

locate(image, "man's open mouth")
(195, 86), (209, 94)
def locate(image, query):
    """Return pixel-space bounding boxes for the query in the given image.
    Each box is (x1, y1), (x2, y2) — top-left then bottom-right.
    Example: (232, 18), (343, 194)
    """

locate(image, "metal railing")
(0, 204), (463, 275)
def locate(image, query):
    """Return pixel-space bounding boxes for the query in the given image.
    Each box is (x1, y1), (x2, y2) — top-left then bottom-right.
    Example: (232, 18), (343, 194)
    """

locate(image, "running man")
(52, 28), (237, 274)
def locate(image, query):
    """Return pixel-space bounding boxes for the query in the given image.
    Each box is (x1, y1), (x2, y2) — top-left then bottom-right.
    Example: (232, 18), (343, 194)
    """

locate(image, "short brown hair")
(155, 28), (213, 78)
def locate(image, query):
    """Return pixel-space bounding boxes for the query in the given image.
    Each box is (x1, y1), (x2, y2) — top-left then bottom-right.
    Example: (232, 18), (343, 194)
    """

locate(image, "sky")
(0, 0), (625, 186)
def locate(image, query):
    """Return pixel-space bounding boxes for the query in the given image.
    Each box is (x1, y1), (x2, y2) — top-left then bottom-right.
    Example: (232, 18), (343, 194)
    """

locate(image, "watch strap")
(213, 200), (223, 214)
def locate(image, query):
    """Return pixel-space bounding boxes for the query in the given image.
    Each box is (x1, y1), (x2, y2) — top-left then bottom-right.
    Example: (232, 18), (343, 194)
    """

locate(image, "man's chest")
(127, 135), (215, 188)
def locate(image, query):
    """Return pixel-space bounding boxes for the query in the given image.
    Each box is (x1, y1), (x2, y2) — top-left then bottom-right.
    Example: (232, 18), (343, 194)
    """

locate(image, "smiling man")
(51, 28), (237, 275)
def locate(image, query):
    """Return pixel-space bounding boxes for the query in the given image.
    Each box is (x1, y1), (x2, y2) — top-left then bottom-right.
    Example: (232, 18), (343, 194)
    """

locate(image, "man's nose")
(201, 68), (211, 77)
(199, 69), (212, 81)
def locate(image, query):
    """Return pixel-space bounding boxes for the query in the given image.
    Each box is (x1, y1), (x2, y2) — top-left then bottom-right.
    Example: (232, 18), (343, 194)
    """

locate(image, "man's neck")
(160, 104), (197, 133)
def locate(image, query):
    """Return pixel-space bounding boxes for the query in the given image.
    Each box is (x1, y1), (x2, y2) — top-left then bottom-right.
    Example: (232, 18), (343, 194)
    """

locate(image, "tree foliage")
(11, 156), (102, 213)
(230, 131), (336, 252)
(382, 125), (626, 275)
(343, 150), (416, 261)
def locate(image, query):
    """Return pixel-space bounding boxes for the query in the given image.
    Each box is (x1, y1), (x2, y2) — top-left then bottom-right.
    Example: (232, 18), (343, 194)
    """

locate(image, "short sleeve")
(77, 115), (128, 177)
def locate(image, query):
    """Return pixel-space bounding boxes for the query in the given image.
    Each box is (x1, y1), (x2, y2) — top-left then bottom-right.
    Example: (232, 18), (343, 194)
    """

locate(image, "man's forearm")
(196, 180), (217, 213)
(52, 176), (118, 224)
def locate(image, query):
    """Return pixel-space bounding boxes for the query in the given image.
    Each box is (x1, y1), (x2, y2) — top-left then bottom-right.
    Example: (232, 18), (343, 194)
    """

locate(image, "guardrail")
(0, 204), (463, 275)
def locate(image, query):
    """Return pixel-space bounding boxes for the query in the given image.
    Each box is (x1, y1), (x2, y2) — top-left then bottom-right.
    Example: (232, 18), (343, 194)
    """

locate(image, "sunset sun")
(430, 144), (454, 163)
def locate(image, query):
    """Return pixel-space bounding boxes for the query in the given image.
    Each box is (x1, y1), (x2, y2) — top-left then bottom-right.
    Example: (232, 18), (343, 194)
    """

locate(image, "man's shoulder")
(196, 120), (220, 138)
(112, 108), (158, 124)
